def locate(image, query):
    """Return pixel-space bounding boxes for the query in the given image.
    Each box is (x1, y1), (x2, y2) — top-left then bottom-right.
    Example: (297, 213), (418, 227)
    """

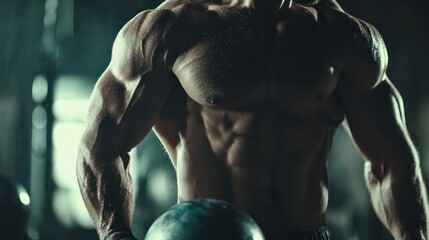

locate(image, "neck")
(293, 0), (321, 6)
(243, 0), (290, 21)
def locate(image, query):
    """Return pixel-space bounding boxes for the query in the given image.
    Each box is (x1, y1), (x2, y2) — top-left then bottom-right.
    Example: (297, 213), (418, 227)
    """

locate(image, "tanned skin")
(76, 0), (429, 239)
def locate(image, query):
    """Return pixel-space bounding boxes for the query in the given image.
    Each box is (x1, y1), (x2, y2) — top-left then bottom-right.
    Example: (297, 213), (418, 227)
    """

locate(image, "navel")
(206, 94), (220, 104)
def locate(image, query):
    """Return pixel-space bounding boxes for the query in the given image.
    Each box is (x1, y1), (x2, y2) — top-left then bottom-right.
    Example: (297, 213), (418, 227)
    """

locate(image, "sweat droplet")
(206, 94), (220, 104)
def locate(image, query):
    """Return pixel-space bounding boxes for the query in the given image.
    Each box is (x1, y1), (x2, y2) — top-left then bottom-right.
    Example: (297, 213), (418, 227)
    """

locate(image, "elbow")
(76, 140), (96, 185)
(76, 114), (132, 182)
(369, 155), (420, 193)
(76, 133), (130, 181)
(367, 145), (420, 184)
(388, 147), (420, 181)
(76, 131), (109, 182)
(375, 131), (420, 177)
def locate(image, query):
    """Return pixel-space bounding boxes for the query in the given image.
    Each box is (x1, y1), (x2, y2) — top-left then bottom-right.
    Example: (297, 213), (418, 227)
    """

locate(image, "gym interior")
(1, 0), (428, 239)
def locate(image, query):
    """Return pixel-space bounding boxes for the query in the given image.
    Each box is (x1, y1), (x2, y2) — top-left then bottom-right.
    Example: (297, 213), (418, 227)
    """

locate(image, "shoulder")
(109, 9), (178, 80)
(343, 14), (388, 70)
(345, 16), (388, 90)
(110, 1), (210, 78)
(322, 5), (389, 90)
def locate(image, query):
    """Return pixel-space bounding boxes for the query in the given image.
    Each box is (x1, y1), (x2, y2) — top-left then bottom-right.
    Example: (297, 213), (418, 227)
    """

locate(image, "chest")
(172, 6), (341, 112)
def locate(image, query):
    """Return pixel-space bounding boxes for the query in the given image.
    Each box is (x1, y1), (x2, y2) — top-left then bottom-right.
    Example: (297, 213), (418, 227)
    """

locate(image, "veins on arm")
(77, 9), (176, 237)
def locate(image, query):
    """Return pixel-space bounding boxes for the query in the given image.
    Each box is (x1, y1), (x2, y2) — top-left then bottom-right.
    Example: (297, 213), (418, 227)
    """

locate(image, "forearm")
(77, 150), (135, 239)
(390, 168), (428, 239)
(366, 159), (429, 239)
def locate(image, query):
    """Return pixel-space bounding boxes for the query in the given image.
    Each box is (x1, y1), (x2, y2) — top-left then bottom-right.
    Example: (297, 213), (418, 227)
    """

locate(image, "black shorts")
(265, 224), (332, 240)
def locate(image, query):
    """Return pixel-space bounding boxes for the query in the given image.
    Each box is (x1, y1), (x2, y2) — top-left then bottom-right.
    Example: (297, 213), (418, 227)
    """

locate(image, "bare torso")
(149, 0), (346, 234)
(78, 0), (429, 238)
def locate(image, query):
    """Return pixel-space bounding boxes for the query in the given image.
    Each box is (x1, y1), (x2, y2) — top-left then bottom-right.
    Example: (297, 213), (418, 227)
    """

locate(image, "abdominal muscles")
(173, 102), (332, 233)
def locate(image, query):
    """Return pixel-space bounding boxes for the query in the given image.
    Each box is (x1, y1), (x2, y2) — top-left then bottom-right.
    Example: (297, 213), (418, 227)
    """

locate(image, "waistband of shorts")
(265, 224), (332, 240)
(293, 224), (332, 240)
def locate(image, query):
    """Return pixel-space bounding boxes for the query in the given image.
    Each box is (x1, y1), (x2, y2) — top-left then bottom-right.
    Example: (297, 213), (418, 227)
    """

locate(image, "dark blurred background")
(0, 0), (428, 239)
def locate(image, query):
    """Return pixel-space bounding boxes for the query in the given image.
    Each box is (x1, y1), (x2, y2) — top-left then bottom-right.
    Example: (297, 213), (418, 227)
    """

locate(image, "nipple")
(206, 94), (220, 104)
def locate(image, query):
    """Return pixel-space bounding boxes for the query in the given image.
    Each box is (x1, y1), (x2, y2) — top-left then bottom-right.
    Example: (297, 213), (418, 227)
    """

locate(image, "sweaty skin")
(77, 0), (429, 239)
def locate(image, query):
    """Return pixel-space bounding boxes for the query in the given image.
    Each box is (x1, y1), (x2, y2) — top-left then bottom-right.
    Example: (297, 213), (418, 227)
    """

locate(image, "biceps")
(370, 79), (407, 135)
(117, 71), (172, 151)
(82, 70), (172, 159)
(341, 79), (410, 162)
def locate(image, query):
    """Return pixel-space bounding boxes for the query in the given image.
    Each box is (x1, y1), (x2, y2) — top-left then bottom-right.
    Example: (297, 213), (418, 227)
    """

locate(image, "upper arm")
(338, 17), (416, 170)
(80, 10), (176, 161)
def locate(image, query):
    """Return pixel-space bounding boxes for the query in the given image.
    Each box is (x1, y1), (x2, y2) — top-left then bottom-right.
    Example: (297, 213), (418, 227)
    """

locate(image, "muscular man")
(76, 0), (429, 239)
